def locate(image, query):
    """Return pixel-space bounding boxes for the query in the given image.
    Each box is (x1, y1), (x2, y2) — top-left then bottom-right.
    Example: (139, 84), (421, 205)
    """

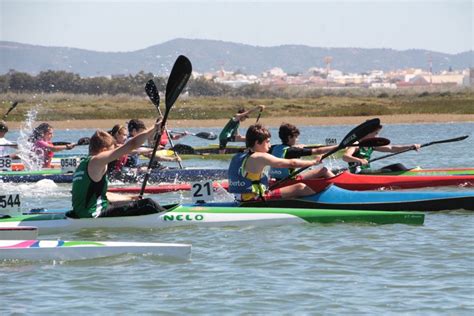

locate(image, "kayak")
(109, 171), (474, 194)
(371, 167), (474, 176)
(0, 204), (425, 235)
(0, 227), (38, 240)
(0, 240), (191, 261)
(0, 168), (227, 183)
(240, 184), (474, 211)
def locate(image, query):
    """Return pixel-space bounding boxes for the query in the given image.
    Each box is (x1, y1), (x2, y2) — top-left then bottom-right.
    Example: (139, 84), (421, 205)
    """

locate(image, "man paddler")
(70, 120), (164, 218)
(218, 105), (265, 154)
(228, 123), (321, 202)
(269, 123), (337, 180)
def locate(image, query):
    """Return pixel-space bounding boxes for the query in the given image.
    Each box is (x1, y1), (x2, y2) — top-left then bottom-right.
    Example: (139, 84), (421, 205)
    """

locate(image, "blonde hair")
(89, 130), (116, 155)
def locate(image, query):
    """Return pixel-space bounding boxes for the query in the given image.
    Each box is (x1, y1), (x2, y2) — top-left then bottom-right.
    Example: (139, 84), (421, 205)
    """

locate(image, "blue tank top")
(228, 152), (269, 196)
(269, 144), (295, 179)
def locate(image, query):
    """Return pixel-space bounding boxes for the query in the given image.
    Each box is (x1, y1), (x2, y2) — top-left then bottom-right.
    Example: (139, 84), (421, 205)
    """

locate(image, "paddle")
(2, 101), (18, 120)
(170, 130), (218, 140)
(269, 118), (381, 190)
(139, 55), (192, 198)
(304, 137), (390, 149)
(52, 137), (90, 146)
(367, 135), (469, 164)
(256, 108), (262, 123)
(145, 79), (184, 169)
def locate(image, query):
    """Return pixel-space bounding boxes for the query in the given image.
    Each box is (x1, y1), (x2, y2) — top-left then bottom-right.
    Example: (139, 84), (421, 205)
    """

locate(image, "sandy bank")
(5, 114), (473, 129)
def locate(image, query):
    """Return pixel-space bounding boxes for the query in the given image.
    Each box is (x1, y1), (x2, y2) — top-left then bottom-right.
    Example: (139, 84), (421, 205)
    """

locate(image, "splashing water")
(15, 106), (42, 170)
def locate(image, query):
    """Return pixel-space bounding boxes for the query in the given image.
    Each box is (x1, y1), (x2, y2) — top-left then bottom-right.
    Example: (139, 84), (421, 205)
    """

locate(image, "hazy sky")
(1, 0), (472, 54)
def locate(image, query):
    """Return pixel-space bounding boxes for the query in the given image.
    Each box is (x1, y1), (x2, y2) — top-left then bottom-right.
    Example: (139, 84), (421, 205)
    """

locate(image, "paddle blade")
(145, 79), (160, 108)
(2, 101), (18, 120)
(77, 137), (90, 146)
(322, 118), (381, 160)
(195, 132), (217, 140)
(165, 55), (192, 110)
(356, 137), (390, 147)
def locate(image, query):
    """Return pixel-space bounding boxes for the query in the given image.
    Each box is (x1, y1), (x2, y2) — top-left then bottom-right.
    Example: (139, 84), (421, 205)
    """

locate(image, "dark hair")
(89, 130), (116, 155)
(127, 119), (146, 134)
(30, 123), (53, 142)
(245, 124), (271, 148)
(0, 121), (8, 133)
(278, 123), (300, 144)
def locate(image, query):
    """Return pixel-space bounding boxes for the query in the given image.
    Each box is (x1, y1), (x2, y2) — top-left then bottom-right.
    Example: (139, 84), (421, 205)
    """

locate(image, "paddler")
(0, 121), (19, 159)
(343, 122), (421, 173)
(30, 123), (75, 168)
(228, 123), (321, 202)
(218, 105), (265, 154)
(126, 119), (181, 169)
(269, 123), (337, 180)
(70, 120), (164, 218)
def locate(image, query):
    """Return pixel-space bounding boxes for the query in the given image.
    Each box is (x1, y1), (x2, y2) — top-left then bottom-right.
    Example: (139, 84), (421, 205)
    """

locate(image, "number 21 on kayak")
(191, 180), (215, 203)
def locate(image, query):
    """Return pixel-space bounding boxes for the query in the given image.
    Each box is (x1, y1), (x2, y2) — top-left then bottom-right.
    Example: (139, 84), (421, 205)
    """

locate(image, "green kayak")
(0, 204), (424, 235)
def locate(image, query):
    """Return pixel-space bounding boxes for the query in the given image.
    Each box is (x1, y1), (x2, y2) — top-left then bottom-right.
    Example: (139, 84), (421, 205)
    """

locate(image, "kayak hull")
(0, 204), (424, 235)
(372, 167), (474, 176)
(109, 171), (474, 194)
(241, 185), (474, 211)
(0, 168), (227, 183)
(0, 240), (191, 261)
(0, 227), (38, 240)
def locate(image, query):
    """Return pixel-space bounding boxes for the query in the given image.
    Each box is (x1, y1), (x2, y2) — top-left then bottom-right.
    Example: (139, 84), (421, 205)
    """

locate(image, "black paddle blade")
(356, 137), (390, 147)
(321, 118), (381, 160)
(145, 79), (160, 108)
(77, 137), (90, 146)
(2, 101), (19, 120)
(195, 132), (217, 140)
(165, 55), (192, 110)
(340, 118), (381, 148)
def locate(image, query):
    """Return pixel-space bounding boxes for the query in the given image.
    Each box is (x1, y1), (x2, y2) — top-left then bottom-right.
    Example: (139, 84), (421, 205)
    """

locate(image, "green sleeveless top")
(348, 147), (374, 173)
(72, 156), (109, 218)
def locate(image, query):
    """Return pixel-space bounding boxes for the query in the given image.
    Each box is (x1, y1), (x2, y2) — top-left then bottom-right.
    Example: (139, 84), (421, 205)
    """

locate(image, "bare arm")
(342, 146), (368, 166)
(246, 152), (319, 174)
(88, 122), (160, 182)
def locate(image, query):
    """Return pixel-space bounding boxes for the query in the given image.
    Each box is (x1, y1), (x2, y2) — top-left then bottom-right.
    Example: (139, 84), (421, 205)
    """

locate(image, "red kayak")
(108, 171), (474, 194)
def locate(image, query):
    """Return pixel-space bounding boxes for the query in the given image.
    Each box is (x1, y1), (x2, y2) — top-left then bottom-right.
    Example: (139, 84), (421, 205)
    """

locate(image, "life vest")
(269, 144), (294, 179)
(159, 131), (169, 147)
(228, 152), (269, 199)
(349, 146), (374, 173)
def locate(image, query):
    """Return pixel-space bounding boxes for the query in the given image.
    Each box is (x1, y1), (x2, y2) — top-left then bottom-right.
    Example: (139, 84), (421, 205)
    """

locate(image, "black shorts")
(98, 198), (164, 217)
(219, 135), (236, 149)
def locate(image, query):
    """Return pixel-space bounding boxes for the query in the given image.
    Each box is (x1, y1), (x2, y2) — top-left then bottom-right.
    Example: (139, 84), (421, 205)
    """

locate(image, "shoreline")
(5, 114), (474, 129)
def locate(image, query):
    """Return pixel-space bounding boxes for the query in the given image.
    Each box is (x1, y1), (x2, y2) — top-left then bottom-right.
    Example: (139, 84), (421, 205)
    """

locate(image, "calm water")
(1, 122), (473, 314)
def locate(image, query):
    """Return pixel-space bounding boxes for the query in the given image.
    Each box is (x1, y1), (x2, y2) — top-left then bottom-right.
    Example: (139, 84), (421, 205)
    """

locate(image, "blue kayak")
(235, 184), (474, 211)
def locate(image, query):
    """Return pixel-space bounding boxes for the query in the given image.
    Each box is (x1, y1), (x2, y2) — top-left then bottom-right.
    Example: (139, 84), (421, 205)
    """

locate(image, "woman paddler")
(30, 123), (76, 168)
(70, 120), (164, 218)
(228, 123), (322, 202)
(343, 122), (421, 173)
(269, 123), (337, 180)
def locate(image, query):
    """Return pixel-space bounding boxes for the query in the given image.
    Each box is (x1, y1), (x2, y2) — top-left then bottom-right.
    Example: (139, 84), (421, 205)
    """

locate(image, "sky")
(0, 0), (472, 54)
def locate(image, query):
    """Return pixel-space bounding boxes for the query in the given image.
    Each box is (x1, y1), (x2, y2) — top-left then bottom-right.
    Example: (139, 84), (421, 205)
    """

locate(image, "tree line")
(0, 70), (249, 97)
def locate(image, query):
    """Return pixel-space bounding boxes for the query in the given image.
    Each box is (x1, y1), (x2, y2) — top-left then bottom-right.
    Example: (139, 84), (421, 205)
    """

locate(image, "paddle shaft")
(368, 135), (468, 163)
(2, 102), (18, 120)
(156, 107), (183, 169)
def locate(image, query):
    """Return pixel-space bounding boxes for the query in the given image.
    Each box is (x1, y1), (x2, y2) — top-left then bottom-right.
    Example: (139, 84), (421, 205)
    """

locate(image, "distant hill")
(1, 38), (472, 77)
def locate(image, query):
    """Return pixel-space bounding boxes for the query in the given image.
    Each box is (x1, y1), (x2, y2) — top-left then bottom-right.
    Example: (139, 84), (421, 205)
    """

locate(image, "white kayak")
(0, 227), (38, 240)
(0, 240), (191, 261)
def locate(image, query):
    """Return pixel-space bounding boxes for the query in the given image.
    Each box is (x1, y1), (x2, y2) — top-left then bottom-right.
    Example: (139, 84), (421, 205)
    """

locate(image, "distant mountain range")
(1, 38), (472, 77)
